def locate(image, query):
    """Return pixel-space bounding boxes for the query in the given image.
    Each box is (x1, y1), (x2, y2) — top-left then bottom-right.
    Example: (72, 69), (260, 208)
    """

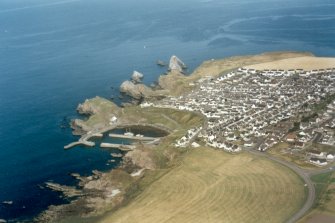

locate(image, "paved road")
(247, 150), (316, 223)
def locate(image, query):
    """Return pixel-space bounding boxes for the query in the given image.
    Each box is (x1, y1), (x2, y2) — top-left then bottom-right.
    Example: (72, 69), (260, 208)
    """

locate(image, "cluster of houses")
(147, 67), (335, 154)
(307, 149), (334, 166)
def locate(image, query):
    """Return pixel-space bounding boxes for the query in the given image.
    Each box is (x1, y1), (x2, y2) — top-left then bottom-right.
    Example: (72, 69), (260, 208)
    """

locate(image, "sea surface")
(0, 0), (335, 221)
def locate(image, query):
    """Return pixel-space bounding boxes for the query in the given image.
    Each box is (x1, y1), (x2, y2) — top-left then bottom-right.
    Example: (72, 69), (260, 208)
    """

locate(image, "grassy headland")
(42, 51), (333, 223)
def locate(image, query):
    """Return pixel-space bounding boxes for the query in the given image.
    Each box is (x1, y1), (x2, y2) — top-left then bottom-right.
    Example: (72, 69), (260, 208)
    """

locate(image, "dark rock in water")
(169, 55), (187, 72)
(60, 116), (70, 129)
(156, 60), (166, 67)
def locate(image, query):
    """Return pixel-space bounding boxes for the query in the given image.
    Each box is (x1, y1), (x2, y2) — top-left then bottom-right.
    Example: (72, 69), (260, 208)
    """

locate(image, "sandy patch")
(245, 56), (335, 70)
(130, 169), (145, 177)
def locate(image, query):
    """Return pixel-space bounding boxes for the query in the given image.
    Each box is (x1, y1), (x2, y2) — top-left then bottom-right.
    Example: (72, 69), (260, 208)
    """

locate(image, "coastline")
(36, 51), (335, 223)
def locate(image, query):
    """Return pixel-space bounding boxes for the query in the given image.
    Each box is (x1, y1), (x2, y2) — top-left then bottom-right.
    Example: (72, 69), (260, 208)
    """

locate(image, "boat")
(124, 132), (134, 137)
(111, 153), (123, 158)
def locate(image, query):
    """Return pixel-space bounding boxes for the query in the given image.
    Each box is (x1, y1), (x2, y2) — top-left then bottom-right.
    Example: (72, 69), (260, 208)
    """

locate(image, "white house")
(326, 153), (334, 161)
(309, 157), (328, 166)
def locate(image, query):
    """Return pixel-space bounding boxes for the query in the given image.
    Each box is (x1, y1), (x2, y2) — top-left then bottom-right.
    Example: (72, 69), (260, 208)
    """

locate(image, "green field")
(299, 172), (335, 223)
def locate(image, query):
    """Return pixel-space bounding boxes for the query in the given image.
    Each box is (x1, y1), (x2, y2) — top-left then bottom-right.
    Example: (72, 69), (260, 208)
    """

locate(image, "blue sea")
(0, 0), (335, 221)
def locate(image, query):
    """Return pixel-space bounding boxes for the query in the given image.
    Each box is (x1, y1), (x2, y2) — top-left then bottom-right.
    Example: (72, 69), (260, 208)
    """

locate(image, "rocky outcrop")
(77, 99), (99, 115)
(70, 119), (90, 135)
(169, 55), (187, 72)
(45, 182), (83, 198)
(120, 80), (155, 100)
(124, 147), (157, 170)
(156, 60), (166, 67)
(36, 169), (132, 223)
(131, 71), (144, 84)
(71, 97), (121, 135)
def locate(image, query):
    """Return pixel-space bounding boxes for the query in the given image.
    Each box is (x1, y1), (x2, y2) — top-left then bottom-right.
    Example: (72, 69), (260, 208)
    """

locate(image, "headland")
(36, 51), (335, 223)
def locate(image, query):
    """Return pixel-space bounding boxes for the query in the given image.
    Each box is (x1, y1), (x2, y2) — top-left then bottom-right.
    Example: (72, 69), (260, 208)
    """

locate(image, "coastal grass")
(122, 106), (204, 133)
(298, 172), (335, 223)
(78, 97), (204, 136)
(311, 172), (334, 210)
(268, 142), (317, 169)
(98, 147), (305, 223)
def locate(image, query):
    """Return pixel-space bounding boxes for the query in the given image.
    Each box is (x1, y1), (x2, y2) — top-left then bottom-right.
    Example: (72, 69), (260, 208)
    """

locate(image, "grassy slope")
(98, 147), (305, 223)
(298, 172), (335, 223)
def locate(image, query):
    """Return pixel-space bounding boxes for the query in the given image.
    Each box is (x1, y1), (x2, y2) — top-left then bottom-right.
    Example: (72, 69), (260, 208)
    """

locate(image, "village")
(142, 67), (335, 167)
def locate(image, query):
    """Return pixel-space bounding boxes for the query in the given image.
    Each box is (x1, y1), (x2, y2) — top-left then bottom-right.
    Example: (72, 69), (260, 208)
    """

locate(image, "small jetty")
(100, 143), (135, 151)
(109, 133), (159, 141)
(91, 133), (103, 138)
(64, 141), (95, 149)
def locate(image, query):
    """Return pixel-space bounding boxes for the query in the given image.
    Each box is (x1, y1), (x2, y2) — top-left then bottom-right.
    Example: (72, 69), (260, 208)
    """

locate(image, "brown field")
(98, 147), (305, 223)
(245, 56), (335, 70)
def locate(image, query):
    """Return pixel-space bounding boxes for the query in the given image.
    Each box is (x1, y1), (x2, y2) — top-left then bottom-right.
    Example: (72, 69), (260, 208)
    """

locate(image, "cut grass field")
(98, 147), (306, 223)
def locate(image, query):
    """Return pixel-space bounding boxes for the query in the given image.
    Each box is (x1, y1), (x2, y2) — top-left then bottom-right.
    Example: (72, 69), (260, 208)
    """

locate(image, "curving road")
(247, 150), (316, 223)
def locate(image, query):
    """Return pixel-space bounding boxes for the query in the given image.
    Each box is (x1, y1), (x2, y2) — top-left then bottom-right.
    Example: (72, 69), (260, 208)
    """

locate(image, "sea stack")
(131, 71), (144, 84)
(169, 55), (187, 72)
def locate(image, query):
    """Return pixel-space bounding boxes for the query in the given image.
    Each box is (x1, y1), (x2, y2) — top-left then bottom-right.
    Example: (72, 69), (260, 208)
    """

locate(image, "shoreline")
(36, 51), (335, 223)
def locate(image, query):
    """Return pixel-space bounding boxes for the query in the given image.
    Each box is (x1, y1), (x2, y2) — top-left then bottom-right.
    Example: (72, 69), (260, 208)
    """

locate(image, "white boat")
(124, 132), (134, 137)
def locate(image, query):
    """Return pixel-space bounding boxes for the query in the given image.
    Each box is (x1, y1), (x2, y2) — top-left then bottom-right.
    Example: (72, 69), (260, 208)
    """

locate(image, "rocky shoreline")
(36, 143), (161, 223)
(118, 55), (186, 104)
(36, 51), (313, 222)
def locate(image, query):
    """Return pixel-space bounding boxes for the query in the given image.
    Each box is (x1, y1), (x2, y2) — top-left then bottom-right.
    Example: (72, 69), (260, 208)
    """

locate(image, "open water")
(0, 0), (335, 221)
